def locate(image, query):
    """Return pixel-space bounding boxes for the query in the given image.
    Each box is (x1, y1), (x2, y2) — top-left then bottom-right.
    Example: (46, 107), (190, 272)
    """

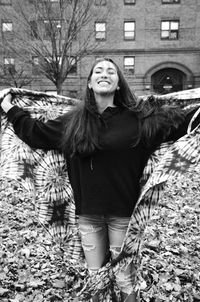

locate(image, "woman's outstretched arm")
(141, 96), (200, 147)
(1, 93), (66, 150)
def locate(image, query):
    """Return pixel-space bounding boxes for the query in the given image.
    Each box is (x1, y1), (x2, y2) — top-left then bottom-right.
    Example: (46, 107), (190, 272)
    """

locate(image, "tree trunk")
(56, 80), (63, 95)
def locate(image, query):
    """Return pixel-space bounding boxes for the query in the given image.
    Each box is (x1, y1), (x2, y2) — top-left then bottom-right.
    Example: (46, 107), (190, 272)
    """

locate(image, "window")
(30, 20), (38, 39)
(69, 57), (77, 74)
(33, 57), (39, 65)
(2, 21), (13, 32)
(162, 0), (180, 3)
(43, 19), (61, 39)
(2, 21), (13, 39)
(68, 91), (77, 98)
(124, 57), (135, 74)
(124, 0), (135, 4)
(0, 0), (12, 5)
(95, 0), (106, 5)
(43, 20), (50, 39)
(32, 56), (40, 75)
(95, 22), (106, 40)
(57, 56), (77, 74)
(161, 20), (179, 40)
(49, 0), (59, 6)
(124, 21), (135, 40)
(4, 57), (15, 75)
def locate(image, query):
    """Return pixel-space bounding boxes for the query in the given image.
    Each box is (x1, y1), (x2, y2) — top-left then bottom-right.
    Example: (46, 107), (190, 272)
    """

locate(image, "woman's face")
(88, 60), (119, 96)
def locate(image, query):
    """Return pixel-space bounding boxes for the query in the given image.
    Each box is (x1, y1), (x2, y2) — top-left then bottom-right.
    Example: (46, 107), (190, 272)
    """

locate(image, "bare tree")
(0, 60), (33, 88)
(1, 0), (105, 94)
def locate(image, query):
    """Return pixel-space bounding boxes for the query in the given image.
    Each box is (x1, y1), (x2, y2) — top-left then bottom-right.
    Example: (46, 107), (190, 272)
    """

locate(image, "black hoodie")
(7, 105), (199, 216)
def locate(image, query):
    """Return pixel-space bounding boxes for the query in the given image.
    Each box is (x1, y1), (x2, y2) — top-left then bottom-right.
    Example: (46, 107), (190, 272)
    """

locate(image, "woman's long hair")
(62, 58), (185, 156)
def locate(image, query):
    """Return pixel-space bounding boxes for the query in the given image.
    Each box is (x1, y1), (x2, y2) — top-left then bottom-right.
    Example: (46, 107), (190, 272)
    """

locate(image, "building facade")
(0, 0), (200, 98)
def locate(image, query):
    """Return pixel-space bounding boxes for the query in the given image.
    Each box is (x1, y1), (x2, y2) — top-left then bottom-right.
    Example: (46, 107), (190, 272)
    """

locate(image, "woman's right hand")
(1, 93), (14, 113)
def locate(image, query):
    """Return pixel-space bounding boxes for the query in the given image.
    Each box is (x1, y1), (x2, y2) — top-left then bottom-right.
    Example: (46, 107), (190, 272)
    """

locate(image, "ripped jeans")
(78, 215), (136, 297)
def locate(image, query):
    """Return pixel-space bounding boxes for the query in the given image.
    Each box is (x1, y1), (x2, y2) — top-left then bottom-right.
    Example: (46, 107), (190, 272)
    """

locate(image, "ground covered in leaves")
(140, 167), (200, 302)
(0, 168), (200, 302)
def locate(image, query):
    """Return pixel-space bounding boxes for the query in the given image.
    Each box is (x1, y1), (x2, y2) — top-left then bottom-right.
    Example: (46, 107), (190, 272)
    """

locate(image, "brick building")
(0, 0), (200, 98)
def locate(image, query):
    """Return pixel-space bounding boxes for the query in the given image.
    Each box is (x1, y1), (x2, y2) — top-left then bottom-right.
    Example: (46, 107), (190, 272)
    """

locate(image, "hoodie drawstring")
(90, 157), (94, 170)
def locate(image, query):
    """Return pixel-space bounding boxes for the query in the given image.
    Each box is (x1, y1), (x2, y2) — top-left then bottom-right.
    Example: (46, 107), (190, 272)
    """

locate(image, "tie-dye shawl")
(0, 88), (200, 301)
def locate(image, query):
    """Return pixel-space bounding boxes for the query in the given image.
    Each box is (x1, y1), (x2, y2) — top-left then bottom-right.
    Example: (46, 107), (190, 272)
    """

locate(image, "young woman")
(1, 58), (199, 302)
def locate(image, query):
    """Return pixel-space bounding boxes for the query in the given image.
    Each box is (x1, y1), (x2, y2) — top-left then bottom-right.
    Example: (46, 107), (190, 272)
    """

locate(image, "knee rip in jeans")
(79, 225), (103, 238)
(82, 242), (96, 252)
(80, 226), (104, 252)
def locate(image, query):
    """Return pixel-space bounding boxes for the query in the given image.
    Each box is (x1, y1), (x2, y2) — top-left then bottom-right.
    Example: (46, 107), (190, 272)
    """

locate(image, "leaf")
(194, 293), (200, 301)
(33, 293), (43, 302)
(179, 244), (188, 254)
(14, 283), (26, 291)
(44, 288), (52, 296)
(28, 279), (45, 288)
(10, 293), (25, 302)
(146, 239), (160, 251)
(52, 279), (65, 289)
(0, 287), (9, 296)
(139, 280), (147, 290)
(152, 272), (159, 282)
(20, 247), (31, 258)
(174, 268), (185, 276)
(164, 282), (174, 291)
(173, 283), (182, 292)
(0, 272), (7, 280)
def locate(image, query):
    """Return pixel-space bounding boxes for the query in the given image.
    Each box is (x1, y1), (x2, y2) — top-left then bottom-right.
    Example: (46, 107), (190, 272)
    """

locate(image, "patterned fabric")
(0, 88), (200, 301)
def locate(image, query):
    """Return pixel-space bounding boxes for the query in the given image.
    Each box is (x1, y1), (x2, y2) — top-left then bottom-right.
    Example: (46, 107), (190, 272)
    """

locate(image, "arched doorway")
(152, 68), (186, 94)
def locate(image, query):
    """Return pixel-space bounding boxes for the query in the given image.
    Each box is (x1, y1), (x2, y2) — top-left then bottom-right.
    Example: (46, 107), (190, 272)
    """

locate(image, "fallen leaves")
(0, 168), (200, 301)
(0, 180), (76, 302)
(140, 166), (200, 301)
